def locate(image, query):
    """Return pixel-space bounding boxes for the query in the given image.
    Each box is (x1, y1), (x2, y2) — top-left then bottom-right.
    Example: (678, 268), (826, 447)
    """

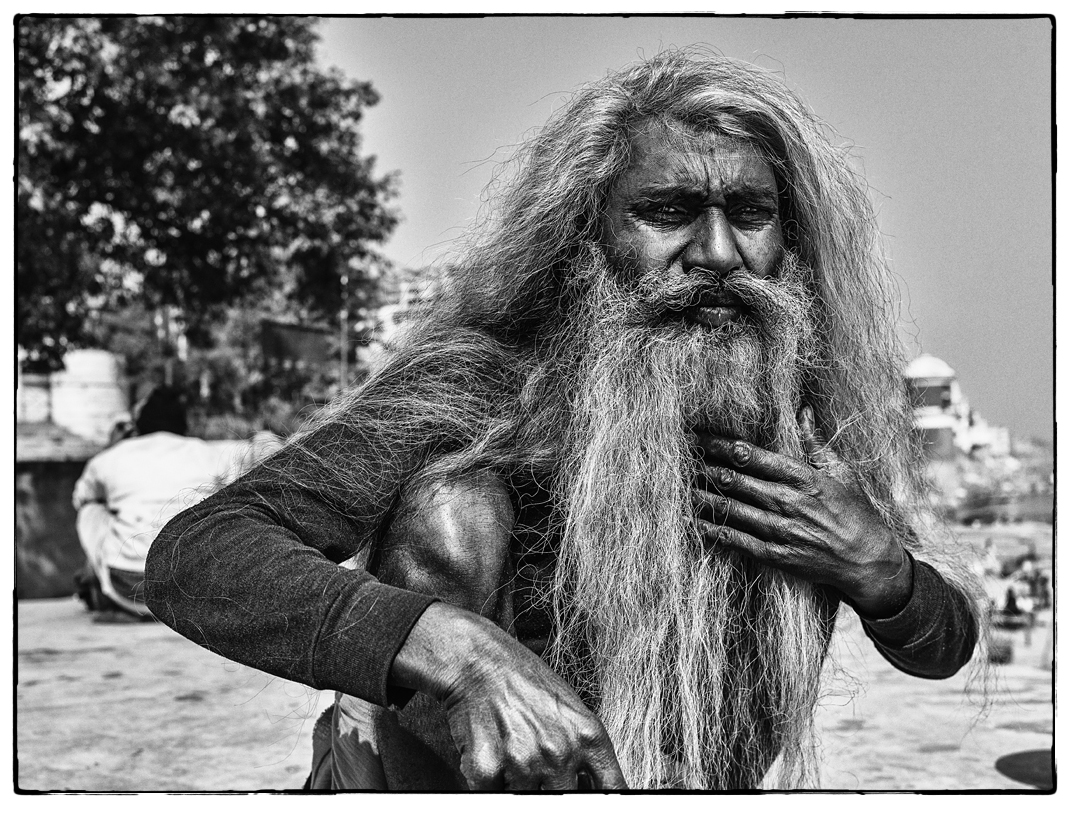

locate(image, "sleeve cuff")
(312, 579), (438, 708)
(860, 553), (942, 650)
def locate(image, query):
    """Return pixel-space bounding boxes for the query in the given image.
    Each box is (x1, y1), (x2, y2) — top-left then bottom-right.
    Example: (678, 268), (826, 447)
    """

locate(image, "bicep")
(378, 472), (516, 618)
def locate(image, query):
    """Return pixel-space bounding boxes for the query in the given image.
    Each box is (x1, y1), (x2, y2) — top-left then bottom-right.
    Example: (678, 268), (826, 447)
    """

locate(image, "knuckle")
(578, 719), (610, 746)
(696, 518), (718, 543)
(731, 440), (753, 466)
(712, 525), (734, 547)
(540, 742), (572, 769)
(467, 763), (496, 785)
(463, 747), (502, 786)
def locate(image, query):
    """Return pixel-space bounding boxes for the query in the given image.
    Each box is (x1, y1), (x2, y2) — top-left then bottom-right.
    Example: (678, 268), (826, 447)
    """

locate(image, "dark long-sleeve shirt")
(144, 439), (977, 707)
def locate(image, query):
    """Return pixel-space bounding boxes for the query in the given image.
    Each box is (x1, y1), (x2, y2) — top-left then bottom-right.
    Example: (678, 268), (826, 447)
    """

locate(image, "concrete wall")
(16, 460), (89, 599)
(17, 373), (52, 424)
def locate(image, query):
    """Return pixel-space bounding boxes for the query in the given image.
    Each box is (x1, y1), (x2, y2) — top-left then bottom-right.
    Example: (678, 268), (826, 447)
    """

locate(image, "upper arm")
(143, 462), (436, 705)
(378, 471), (516, 618)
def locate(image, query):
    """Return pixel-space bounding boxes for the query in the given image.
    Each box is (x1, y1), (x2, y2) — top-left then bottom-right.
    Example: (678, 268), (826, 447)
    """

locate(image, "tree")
(18, 16), (397, 371)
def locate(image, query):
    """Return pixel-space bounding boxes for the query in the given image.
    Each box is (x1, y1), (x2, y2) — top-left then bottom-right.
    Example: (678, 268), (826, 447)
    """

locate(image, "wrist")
(390, 601), (501, 700)
(847, 545), (915, 620)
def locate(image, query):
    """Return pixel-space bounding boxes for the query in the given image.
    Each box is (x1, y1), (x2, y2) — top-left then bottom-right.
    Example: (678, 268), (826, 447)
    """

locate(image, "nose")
(683, 210), (743, 276)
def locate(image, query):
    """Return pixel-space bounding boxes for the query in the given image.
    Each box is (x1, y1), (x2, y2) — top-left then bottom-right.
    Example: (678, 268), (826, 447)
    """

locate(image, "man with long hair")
(145, 50), (980, 790)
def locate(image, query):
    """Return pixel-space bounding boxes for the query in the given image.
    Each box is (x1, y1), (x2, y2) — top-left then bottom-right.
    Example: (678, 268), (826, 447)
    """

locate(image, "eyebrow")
(630, 179), (779, 202)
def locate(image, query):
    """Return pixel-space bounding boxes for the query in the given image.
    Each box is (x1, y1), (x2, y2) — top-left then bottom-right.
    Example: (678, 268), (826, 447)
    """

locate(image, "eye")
(638, 198), (695, 226)
(729, 201), (777, 228)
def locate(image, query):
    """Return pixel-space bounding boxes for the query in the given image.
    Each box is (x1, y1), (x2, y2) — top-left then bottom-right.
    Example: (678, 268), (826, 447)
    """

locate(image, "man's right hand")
(391, 601), (627, 790)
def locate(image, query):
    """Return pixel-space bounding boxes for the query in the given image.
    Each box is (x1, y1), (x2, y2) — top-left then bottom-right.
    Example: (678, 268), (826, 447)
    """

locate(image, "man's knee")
(379, 471), (514, 617)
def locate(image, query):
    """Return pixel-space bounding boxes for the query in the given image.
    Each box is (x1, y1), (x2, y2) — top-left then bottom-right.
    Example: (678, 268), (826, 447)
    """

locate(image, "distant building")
(359, 266), (443, 368)
(904, 353), (1010, 459)
(905, 353), (961, 459)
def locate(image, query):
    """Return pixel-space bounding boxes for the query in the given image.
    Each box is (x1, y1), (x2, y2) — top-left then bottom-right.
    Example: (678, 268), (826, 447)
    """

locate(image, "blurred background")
(15, 14), (1052, 624)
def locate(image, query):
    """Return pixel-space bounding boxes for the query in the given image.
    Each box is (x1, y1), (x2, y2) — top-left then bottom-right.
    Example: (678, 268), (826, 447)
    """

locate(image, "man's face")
(602, 121), (786, 330)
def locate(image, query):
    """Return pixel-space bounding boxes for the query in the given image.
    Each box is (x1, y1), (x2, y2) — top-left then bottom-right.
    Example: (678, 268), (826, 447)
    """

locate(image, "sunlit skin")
(388, 122), (913, 791)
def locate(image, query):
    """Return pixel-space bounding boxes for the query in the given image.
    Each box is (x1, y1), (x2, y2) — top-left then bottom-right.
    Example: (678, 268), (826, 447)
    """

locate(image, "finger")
(696, 516), (777, 564)
(503, 770), (543, 791)
(539, 769), (580, 791)
(697, 434), (814, 489)
(694, 488), (790, 545)
(462, 742), (507, 791)
(696, 465), (801, 514)
(583, 742), (628, 790)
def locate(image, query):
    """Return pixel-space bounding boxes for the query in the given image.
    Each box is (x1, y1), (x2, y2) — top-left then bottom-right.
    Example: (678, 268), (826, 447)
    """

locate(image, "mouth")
(681, 294), (745, 329)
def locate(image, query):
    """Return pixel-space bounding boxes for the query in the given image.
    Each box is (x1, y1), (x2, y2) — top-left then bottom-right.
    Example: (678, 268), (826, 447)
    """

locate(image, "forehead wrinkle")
(616, 118), (783, 210)
(626, 119), (775, 197)
(640, 149), (776, 203)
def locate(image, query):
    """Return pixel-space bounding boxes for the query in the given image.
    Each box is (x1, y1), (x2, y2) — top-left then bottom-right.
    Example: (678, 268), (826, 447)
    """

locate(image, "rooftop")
(905, 353), (957, 381)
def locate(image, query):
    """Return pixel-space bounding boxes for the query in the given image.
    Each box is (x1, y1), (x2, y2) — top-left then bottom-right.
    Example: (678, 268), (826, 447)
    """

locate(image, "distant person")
(216, 427), (286, 486)
(980, 538), (1001, 577)
(72, 386), (235, 620)
(1003, 586), (1022, 617)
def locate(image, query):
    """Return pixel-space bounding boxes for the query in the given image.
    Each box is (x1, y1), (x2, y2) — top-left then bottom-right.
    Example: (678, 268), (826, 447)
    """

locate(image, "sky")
(313, 15), (1054, 443)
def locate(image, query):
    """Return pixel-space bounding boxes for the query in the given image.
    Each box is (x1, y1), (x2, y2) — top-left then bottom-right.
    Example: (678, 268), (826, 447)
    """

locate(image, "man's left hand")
(693, 405), (913, 619)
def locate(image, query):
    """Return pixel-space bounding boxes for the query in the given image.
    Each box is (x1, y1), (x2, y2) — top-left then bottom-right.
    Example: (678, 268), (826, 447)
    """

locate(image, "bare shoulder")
(403, 470), (514, 540)
(382, 471), (515, 601)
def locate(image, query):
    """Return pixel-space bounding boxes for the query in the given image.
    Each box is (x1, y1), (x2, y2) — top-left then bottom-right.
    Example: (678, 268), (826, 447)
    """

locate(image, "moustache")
(624, 255), (811, 330)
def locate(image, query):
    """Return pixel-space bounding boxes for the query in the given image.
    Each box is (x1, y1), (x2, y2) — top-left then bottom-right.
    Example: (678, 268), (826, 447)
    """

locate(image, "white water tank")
(49, 350), (130, 444)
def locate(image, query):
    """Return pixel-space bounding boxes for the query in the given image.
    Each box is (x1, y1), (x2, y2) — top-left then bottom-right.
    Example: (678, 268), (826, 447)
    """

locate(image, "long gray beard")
(547, 249), (839, 789)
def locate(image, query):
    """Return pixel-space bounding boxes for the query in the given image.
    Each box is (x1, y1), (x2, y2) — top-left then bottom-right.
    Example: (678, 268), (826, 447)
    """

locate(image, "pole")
(339, 272), (349, 389)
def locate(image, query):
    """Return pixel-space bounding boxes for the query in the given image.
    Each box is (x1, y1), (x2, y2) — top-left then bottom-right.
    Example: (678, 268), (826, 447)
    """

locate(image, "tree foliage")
(18, 16), (397, 371)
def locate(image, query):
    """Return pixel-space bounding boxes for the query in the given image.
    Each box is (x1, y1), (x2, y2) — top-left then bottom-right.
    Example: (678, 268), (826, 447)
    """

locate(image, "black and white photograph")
(13, 11), (1055, 796)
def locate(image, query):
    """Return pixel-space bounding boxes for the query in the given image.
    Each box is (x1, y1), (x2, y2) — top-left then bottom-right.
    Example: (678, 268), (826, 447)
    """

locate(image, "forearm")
(144, 481), (435, 706)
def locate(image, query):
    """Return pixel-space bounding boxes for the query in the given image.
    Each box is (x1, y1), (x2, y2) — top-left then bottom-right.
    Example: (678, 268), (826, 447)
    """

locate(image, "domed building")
(904, 353), (963, 459)
(904, 353), (1010, 460)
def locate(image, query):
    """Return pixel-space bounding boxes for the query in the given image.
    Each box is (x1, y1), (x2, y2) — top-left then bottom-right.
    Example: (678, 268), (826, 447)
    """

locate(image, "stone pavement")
(15, 596), (1055, 792)
(16, 597), (330, 791)
(814, 609), (1054, 791)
